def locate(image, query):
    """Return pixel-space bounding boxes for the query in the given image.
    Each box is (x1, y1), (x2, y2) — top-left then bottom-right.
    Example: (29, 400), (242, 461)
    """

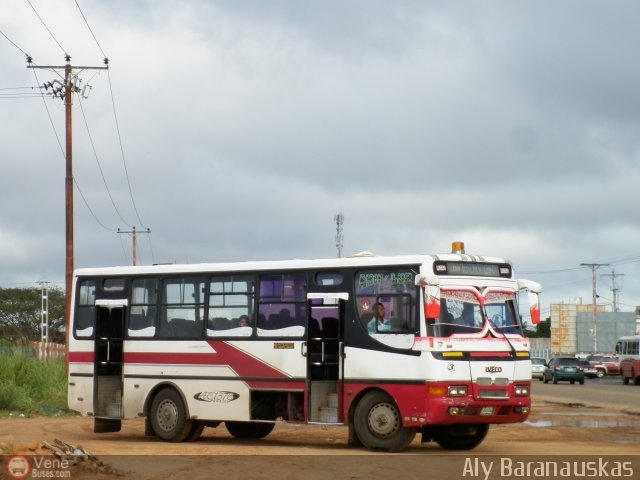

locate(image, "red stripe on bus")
(68, 351), (94, 363)
(122, 341), (289, 379)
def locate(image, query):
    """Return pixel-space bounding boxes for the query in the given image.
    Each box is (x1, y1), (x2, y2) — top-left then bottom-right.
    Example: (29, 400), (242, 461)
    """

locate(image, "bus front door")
(307, 293), (347, 424)
(93, 299), (126, 433)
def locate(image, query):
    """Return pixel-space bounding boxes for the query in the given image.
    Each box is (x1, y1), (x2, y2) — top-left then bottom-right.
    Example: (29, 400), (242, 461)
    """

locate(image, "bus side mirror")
(517, 279), (542, 325)
(415, 275), (441, 320)
(528, 291), (540, 325)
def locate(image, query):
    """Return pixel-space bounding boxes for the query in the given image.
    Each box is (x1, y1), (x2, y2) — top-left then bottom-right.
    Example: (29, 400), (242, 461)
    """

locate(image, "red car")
(587, 354), (620, 377)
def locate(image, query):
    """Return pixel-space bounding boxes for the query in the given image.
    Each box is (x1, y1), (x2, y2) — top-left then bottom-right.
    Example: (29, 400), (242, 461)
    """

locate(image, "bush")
(0, 346), (70, 416)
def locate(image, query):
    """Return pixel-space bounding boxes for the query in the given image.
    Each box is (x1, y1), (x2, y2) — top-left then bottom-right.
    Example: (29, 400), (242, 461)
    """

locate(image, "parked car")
(587, 354), (620, 377)
(579, 359), (598, 378)
(543, 357), (585, 384)
(531, 357), (548, 381)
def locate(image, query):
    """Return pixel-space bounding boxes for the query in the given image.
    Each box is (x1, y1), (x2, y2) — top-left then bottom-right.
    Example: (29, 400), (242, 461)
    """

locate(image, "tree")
(0, 287), (65, 344)
(525, 317), (550, 338)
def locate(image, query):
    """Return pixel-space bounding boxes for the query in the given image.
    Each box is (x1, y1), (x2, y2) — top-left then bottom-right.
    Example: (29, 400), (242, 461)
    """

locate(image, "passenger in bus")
(238, 315), (250, 327)
(459, 303), (477, 327)
(367, 302), (392, 333)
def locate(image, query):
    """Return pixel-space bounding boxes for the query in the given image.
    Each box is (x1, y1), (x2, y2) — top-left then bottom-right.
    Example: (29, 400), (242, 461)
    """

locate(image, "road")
(1, 378), (639, 480)
(531, 375), (640, 412)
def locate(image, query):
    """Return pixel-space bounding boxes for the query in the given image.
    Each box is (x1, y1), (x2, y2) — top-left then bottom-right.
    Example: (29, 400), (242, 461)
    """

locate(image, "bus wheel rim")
(367, 403), (400, 438)
(156, 399), (179, 432)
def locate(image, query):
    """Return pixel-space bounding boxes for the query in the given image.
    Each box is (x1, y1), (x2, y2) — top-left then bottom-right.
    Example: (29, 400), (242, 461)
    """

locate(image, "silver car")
(531, 357), (547, 381)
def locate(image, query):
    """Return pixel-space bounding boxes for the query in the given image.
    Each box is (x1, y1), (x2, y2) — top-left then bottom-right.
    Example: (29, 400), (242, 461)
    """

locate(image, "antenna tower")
(334, 212), (344, 258)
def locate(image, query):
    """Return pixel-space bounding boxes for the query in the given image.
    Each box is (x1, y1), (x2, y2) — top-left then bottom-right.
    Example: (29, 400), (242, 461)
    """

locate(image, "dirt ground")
(1, 401), (639, 480)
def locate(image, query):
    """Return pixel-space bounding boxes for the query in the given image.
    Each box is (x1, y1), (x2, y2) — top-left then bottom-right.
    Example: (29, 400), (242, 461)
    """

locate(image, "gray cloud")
(2, 0), (640, 317)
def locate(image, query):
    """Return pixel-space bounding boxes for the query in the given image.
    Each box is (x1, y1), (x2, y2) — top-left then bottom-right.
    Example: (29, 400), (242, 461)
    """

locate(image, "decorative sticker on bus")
(273, 342), (295, 349)
(194, 392), (240, 403)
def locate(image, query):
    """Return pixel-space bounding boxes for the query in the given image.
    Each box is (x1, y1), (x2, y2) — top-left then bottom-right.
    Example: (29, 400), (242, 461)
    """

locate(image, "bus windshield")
(435, 289), (519, 336)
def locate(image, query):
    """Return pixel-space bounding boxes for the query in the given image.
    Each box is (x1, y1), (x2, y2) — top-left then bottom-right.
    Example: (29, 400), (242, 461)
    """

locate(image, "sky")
(2, 0), (640, 319)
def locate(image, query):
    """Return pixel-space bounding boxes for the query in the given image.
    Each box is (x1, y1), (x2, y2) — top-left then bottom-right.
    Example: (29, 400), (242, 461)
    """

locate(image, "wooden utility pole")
(28, 56), (108, 340)
(118, 226), (151, 265)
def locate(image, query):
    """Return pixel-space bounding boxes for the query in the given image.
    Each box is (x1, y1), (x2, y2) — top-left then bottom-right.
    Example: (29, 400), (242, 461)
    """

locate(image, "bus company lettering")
(194, 391), (240, 403)
(358, 272), (413, 289)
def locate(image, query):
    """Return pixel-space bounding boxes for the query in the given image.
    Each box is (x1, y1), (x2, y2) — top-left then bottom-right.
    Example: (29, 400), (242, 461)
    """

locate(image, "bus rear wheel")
(149, 388), (193, 442)
(353, 391), (416, 452)
(431, 423), (489, 450)
(225, 421), (275, 439)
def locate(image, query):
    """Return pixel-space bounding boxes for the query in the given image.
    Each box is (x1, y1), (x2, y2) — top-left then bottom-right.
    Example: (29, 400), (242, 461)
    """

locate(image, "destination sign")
(433, 261), (512, 278)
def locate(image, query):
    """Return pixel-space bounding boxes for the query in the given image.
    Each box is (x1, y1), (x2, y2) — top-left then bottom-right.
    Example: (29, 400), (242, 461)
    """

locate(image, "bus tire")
(353, 391), (416, 452)
(149, 388), (193, 442)
(431, 424), (489, 450)
(225, 421), (275, 439)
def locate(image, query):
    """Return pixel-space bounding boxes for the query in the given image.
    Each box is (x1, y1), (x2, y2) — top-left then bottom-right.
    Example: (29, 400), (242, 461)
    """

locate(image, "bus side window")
(159, 277), (205, 339)
(207, 275), (255, 338)
(75, 279), (96, 338)
(128, 278), (157, 337)
(257, 273), (307, 337)
(354, 269), (417, 336)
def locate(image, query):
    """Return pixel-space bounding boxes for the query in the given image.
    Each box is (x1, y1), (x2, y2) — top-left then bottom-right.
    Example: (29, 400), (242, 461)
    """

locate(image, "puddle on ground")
(526, 412), (640, 428)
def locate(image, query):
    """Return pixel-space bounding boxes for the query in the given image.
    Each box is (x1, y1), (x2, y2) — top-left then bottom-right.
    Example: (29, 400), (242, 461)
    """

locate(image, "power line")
(11, 2), (154, 266)
(73, 0), (151, 244)
(106, 69), (147, 229)
(74, 0), (107, 59)
(29, 66), (115, 231)
(0, 27), (31, 59)
(520, 266), (584, 275)
(77, 94), (131, 227)
(26, 0), (67, 56)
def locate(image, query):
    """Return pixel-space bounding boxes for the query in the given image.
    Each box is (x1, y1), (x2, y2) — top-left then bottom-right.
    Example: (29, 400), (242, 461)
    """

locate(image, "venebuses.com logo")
(5, 455), (72, 478)
(6, 456), (31, 479)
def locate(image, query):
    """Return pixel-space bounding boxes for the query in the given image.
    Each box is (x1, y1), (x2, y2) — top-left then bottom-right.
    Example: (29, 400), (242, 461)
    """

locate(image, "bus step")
(318, 406), (338, 422)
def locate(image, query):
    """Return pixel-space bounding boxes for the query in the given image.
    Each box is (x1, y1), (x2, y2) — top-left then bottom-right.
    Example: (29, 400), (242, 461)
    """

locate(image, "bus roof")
(74, 252), (511, 277)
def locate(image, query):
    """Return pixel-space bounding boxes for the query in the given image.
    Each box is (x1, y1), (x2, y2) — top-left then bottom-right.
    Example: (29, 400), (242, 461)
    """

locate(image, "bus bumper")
(410, 381), (531, 426)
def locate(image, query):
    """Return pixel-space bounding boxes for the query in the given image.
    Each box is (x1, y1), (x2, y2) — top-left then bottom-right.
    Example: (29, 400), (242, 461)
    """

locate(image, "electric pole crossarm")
(118, 227), (152, 266)
(28, 65), (108, 70)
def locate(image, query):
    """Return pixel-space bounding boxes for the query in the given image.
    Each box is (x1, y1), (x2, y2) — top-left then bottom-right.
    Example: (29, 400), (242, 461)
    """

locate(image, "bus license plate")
(480, 406), (494, 416)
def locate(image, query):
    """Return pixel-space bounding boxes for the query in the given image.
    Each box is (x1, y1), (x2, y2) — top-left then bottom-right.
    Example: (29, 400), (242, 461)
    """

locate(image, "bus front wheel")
(353, 391), (416, 452)
(431, 423), (489, 450)
(149, 388), (193, 442)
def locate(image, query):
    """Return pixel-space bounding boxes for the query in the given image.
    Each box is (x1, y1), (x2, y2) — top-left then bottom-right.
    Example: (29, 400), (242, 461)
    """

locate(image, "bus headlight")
(514, 385), (529, 396)
(448, 385), (468, 397)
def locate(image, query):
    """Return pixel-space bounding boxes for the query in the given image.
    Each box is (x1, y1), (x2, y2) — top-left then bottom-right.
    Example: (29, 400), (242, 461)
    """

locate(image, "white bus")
(615, 335), (640, 385)
(67, 242), (541, 452)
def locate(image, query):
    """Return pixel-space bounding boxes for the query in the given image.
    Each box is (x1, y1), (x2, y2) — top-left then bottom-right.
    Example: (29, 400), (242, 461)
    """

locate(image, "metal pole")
(580, 262), (609, 353)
